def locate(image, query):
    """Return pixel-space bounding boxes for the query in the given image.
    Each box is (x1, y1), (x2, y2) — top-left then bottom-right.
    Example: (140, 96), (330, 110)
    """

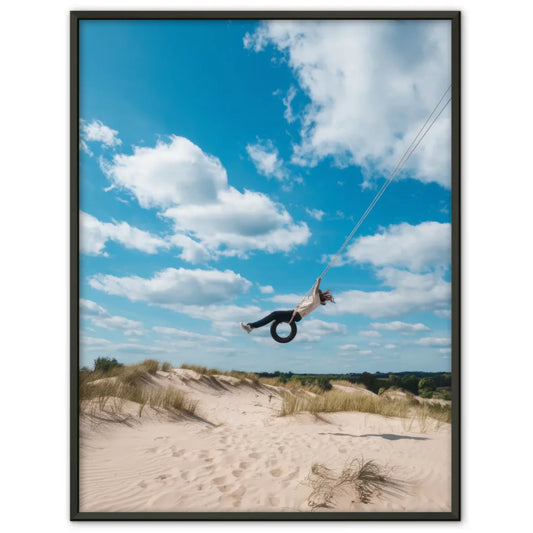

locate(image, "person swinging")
(240, 277), (335, 343)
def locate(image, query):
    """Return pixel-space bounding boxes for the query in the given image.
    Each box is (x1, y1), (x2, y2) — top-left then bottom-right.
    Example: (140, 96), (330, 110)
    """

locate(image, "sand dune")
(79, 369), (451, 513)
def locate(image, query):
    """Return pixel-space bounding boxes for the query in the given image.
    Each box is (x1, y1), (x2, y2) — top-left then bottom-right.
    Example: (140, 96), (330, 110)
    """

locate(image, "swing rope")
(293, 85), (452, 312)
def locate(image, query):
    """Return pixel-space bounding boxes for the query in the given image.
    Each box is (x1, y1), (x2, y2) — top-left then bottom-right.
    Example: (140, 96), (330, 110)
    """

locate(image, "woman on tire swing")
(240, 277), (335, 342)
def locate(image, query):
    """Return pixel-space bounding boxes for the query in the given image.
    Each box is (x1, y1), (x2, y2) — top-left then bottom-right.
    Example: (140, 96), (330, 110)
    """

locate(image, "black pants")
(248, 310), (302, 329)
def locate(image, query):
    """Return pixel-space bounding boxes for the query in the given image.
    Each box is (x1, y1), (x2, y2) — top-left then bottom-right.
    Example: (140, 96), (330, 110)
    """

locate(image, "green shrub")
(94, 357), (123, 373)
(316, 376), (333, 391)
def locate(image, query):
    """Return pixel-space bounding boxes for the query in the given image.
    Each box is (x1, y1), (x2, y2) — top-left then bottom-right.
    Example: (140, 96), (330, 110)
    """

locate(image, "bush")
(358, 372), (379, 394)
(400, 375), (419, 395)
(316, 376), (332, 391)
(94, 357), (123, 373)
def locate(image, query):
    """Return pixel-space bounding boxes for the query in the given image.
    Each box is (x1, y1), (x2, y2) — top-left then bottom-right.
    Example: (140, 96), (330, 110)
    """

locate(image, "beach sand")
(79, 369), (451, 513)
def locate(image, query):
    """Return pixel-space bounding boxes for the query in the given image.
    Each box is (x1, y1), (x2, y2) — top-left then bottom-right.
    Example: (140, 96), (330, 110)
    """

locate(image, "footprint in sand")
(339, 447), (348, 454)
(172, 449), (185, 457)
(213, 476), (229, 493)
(138, 480), (148, 489)
(270, 468), (282, 477)
(180, 471), (190, 481)
(248, 452), (260, 460)
(232, 469), (242, 478)
(267, 494), (280, 506)
(239, 461), (249, 470)
(284, 467), (300, 481)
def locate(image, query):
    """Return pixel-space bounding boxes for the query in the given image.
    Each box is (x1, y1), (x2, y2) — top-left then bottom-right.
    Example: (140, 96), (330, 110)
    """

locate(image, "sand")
(79, 369), (451, 513)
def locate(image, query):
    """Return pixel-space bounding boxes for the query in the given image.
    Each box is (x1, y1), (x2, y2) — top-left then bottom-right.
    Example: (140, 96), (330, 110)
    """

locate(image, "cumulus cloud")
(415, 337), (450, 346)
(295, 318), (347, 342)
(101, 135), (309, 260)
(306, 208), (325, 221)
(89, 267), (252, 307)
(80, 119), (121, 148)
(259, 285), (275, 294)
(80, 299), (144, 336)
(370, 320), (430, 331)
(345, 222), (451, 271)
(245, 20), (451, 188)
(102, 135), (227, 209)
(359, 330), (382, 337)
(246, 139), (287, 180)
(80, 211), (169, 256)
(324, 267), (451, 319)
(384, 344), (397, 349)
(339, 344), (359, 351)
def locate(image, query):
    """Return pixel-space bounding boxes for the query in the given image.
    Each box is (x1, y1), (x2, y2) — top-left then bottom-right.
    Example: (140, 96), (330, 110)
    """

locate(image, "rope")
(293, 85), (452, 309)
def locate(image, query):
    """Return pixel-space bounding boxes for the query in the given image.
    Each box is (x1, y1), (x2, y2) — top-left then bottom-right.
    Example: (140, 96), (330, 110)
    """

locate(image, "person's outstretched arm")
(313, 277), (322, 296)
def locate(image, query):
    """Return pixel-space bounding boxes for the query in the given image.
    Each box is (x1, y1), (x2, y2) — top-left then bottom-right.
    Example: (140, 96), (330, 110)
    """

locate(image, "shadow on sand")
(318, 432), (430, 441)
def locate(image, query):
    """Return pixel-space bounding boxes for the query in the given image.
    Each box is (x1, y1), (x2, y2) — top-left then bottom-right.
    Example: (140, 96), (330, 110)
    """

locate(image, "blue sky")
(79, 19), (452, 373)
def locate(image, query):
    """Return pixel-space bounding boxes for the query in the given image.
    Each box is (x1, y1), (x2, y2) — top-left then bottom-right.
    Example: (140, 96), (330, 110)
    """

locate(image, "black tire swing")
(270, 320), (298, 343)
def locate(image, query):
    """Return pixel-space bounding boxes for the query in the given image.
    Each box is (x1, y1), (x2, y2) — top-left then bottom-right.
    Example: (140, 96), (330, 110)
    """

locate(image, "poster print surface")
(72, 11), (460, 520)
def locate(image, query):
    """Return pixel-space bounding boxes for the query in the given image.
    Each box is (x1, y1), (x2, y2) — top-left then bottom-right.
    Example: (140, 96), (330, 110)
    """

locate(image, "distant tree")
(359, 372), (379, 394)
(418, 377), (436, 392)
(94, 357), (123, 373)
(400, 375), (419, 395)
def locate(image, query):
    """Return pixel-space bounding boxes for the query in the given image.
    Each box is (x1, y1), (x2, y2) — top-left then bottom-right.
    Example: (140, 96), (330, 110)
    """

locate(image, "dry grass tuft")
(279, 389), (450, 428)
(79, 359), (197, 419)
(307, 458), (409, 509)
(180, 364), (260, 385)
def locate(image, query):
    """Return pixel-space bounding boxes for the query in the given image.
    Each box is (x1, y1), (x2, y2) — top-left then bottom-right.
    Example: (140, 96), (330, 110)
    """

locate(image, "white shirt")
(294, 280), (321, 319)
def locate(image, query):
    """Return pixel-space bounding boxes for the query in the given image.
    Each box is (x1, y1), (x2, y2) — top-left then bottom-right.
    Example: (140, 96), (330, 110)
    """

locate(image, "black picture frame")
(71, 10), (460, 521)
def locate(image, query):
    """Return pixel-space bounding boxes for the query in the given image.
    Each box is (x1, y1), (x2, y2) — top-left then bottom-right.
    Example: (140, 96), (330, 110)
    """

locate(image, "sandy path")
(79, 370), (451, 513)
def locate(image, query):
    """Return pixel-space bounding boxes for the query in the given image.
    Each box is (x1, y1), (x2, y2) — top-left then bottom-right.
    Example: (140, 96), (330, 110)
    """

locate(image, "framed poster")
(71, 10), (460, 520)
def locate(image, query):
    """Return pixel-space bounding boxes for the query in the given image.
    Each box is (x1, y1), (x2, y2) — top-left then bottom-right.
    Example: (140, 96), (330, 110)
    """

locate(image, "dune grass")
(180, 364), (260, 385)
(79, 359), (197, 418)
(279, 389), (451, 426)
(307, 458), (409, 509)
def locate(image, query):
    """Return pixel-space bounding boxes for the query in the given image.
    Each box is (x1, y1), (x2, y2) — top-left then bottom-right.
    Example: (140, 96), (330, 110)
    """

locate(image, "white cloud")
(345, 222), (451, 271)
(415, 337), (450, 346)
(339, 344), (359, 351)
(246, 20), (451, 188)
(325, 267), (451, 319)
(102, 135), (226, 209)
(246, 139), (287, 180)
(369, 342), (381, 347)
(163, 187), (310, 257)
(359, 330), (382, 337)
(80, 211), (169, 256)
(295, 319), (347, 342)
(358, 350), (373, 355)
(283, 86), (298, 123)
(80, 119), (121, 148)
(152, 326), (227, 343)
(306, 208), (325, 221)
(80, 299), (144, 336)
(101, 135), (310, 260)
(439, 347), (452, 354)
(89, 267), (252, 307)
(435, 309), (452, 318)
(370, 320), (430, 331)
(259, 285), (274, 294)
(384, 344), (396, 349)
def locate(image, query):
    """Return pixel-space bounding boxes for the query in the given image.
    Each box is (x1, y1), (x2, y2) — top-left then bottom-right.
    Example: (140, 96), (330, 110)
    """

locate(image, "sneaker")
(240, 322), (253, 333)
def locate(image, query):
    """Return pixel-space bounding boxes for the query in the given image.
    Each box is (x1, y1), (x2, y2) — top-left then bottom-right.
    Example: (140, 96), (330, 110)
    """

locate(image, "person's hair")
(318, 289), (335, 305)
